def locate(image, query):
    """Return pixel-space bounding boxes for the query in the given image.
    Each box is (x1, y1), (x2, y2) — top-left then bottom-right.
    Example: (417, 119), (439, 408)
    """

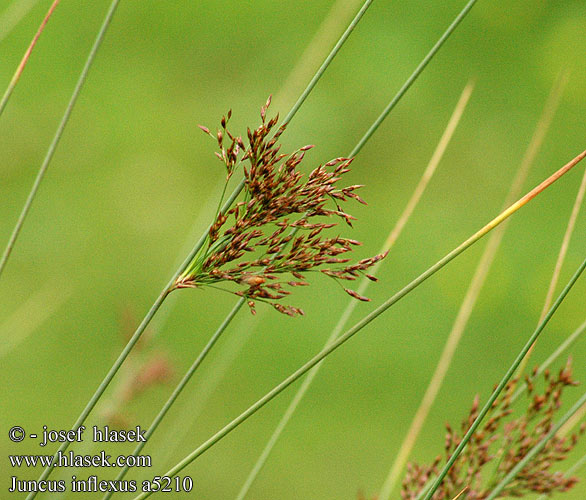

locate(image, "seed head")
(402, 359), (583, 500)
(176, 100), (386, 316)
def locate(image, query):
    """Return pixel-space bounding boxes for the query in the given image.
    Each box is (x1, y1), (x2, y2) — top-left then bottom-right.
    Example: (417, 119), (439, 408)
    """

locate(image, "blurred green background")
(1, 0), (585, 498)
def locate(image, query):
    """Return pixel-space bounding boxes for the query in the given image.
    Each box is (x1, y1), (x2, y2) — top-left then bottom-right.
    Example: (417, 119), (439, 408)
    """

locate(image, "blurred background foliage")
(1, 0), (585, 498)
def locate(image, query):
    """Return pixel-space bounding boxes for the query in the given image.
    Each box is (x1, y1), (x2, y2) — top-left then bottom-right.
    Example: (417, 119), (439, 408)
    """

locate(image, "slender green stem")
(281, 0), (375, 127)
(25, 0), (374, 493)
(213, 178), (230, 224)
(350, 0), (479, 156)
(421, 254), (586, 500)
(511, 318), (586, 404)
(0, 0), (60, 117)
(0, 0), (120, 280)
(101, 300), (243, 500)
(131, 154), (586, 500)
(485, 389), (586, 500)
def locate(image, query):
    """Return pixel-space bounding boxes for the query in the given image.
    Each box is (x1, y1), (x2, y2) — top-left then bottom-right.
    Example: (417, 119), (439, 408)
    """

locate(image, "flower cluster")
(174, 98), (386, 316)
(401, 360), (584, 500)
(101, 307), (174, 427)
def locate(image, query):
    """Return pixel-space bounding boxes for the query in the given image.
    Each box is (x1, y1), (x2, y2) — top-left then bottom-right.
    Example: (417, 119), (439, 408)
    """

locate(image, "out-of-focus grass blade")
(378, 72), (568, 500)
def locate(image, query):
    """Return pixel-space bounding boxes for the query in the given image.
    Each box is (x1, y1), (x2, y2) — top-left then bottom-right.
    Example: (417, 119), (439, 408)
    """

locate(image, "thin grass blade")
(511, 318), (586, 403)
(351, 0), (479, 155)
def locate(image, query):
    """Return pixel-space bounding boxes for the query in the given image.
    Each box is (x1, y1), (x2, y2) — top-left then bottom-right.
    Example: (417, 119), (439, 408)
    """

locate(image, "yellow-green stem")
(132, 151), (586, 500)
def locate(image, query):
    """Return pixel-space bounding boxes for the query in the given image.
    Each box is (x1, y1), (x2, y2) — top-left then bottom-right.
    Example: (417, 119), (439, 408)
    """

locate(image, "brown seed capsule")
(343, 288), (370, 302)
(239, 274), (265, 286)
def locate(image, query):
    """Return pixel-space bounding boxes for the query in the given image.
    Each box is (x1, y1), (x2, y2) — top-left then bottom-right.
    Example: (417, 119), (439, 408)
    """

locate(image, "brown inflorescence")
(175, 98), (387, 316)
(101, 308), (175, 428)
(401, 359), (584, 500)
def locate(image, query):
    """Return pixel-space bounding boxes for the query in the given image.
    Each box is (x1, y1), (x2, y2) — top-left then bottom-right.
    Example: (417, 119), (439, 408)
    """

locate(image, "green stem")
(350, 0), (479, 157)
(421, 254), (586, 500)
(0, 0), (120, 280)
(486, 389), (586, 500)
(130, 156), (586, 500)
(280, 0), (375, 127)
(511, 318), (586, 404)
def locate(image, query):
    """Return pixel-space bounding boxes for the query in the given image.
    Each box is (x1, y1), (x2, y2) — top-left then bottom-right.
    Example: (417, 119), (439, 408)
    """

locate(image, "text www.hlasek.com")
(9, 450), (151, 468)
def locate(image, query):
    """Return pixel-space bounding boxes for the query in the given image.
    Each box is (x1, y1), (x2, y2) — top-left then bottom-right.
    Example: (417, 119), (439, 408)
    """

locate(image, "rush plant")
(2, 1), (585, 500)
